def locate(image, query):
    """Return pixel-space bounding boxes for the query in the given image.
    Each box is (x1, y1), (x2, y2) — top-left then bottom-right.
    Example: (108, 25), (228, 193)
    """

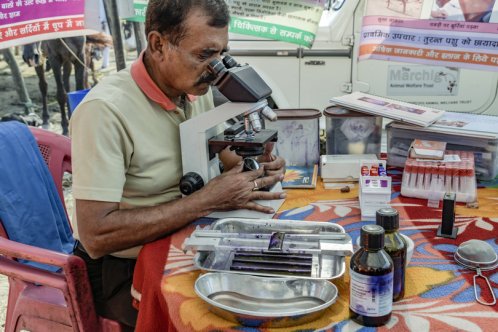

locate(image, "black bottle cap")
(360, 224), (385, 250)
(376, 207), (399, 231)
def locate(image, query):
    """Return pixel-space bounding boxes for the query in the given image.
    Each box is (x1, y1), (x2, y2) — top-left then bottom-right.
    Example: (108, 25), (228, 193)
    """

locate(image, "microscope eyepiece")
(222, 54), (239, 69)
(207, 58), (227, 77)
(209, 53), (272, 103)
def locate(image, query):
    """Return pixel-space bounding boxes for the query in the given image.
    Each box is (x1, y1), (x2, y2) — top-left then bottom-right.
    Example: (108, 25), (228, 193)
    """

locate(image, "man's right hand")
(197, 161), (286, 214)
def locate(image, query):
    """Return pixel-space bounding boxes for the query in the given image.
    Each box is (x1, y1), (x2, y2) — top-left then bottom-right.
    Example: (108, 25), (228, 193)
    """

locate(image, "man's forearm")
(76, 192), (213, 258)
(78, 161), (285, 258)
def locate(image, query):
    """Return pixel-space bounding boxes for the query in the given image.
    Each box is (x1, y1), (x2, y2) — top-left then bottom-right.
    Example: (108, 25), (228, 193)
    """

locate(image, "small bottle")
(416, 162), (425, 192)
(361, 165), (370, 176)
(423, 162), (432, 191)
(451, 165), (460, 194)
(401, 163), (412, 189)
(350, 225), (393, 327)
(376, 208), (406, 302)
(370, 164), (379, 176)
(408, 163), (418, 189)
(378, 163), (387, 176)
(445, 165), (453, 193)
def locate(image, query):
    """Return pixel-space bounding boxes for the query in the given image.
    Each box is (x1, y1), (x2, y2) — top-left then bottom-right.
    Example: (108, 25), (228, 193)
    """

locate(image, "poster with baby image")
(360, 0), (498, 72)
(426, 0), (498, 22)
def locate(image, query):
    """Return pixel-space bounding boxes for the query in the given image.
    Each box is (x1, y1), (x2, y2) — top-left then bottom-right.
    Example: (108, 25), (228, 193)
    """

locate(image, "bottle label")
(392, 255), (405, 297)
(350, 269), (393, 317)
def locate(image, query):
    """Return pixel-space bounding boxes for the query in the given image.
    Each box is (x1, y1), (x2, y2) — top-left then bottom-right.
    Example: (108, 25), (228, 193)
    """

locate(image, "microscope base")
(207, 182), (285, 219)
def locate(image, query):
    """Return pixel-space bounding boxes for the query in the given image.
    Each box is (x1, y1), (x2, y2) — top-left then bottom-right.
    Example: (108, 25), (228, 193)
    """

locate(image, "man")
(98, 0), (110, 69)
(69, 0), (286, 329)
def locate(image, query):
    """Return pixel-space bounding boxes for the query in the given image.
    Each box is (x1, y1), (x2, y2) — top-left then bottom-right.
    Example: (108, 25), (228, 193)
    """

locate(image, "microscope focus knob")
(179, 172), (204, 195)
(243, 157), (260, 172)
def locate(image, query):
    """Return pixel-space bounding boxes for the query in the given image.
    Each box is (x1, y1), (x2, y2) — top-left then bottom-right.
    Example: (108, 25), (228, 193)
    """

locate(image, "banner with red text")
(0, 0), (100, 49)
(361, 0), (498, 71)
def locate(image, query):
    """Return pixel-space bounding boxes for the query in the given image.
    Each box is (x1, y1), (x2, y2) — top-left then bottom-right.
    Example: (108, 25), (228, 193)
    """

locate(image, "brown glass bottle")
(376, 207), (407, 301)
(350, 224), (393, 327)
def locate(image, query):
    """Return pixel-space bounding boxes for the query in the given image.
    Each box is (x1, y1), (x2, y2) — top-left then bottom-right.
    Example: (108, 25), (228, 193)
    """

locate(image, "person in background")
(98, 0), (110, 69)
(69, 0), (286, 330)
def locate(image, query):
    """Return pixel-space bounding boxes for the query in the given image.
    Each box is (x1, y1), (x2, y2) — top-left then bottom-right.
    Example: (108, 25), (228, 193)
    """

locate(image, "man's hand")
(431, 9), (448, 19)
(257, 142), (286, 177)
(197, 161), (286, 214)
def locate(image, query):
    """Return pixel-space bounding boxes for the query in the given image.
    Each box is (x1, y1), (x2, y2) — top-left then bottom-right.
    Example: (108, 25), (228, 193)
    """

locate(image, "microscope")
(179, 54), (285, 219)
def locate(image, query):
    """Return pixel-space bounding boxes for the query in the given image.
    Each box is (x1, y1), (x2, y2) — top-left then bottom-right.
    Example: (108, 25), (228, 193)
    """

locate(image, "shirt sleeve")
(69, 99), (132, 202)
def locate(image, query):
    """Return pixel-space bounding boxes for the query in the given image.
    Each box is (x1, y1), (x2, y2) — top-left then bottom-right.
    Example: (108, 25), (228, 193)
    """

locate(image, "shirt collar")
(130, 51), (196, 111)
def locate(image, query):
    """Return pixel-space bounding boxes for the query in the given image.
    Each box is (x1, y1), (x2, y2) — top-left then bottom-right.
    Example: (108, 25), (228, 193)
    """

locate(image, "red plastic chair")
(0, 126), (122, 332)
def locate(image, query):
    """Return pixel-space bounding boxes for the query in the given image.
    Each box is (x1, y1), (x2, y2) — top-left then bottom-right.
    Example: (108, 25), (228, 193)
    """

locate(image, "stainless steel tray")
(194, 272), (338, 328)
(187, 218), (351, 279)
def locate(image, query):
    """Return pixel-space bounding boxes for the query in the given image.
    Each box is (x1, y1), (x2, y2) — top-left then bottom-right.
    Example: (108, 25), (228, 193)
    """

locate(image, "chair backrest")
(29, 126), (72, 215)
(0, 127), (71, 239)
(0, 125), (121, 331)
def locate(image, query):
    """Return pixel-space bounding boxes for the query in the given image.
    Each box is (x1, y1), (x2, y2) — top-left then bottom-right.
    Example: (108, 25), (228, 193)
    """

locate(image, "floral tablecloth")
(135, 170), (498, 331)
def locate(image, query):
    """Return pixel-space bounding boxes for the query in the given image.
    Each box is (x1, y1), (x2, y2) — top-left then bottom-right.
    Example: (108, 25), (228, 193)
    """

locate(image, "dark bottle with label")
(376, 207), (406, 302)
(350, 224), (394, 327)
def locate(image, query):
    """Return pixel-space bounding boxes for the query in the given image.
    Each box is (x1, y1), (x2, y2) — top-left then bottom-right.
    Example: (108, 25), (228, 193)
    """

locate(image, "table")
(134, 170), (498, 331)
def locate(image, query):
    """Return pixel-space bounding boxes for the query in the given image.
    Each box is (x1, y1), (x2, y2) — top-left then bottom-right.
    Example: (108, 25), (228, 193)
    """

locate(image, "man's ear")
(147, 31), (166, 57)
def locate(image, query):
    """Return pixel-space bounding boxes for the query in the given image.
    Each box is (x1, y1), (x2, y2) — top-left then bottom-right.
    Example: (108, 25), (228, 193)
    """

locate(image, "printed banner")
(227, 0), (326, 48)
(121, 0), (325, 47)
(359, 16), (498, 72)
(361, 0), (498, 71)
(0, 0), (92, 49)
(124, 0), (148, 23)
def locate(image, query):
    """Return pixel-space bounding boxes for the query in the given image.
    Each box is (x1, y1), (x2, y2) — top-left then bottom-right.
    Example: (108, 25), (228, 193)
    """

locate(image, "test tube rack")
(400, 150), (477, 203)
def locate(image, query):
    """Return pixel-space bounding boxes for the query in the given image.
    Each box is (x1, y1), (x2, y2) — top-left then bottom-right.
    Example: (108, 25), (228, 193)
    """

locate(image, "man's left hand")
(257, 143), (286, 176)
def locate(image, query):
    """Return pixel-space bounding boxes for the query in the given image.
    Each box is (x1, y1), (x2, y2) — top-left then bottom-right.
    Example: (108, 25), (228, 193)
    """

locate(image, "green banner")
(124, 0), (148, 22)
(230, 17), (316, 47)
(227, 0), (325, 48)
(122, 1), (325, 47)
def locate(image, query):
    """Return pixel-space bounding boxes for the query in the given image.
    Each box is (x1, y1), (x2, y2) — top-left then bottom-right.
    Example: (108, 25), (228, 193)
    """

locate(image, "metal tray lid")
(273, 109), (322, 120)
(324, 104), (377, 118)
(183, 218), (353, 280)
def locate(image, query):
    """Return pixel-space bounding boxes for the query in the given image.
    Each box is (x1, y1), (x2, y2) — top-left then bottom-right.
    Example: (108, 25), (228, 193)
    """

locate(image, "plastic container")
(265, 109), (321, 166)
(67, 89), (90, 116)
(324, 105), (382, 156)
(387, 122), (498, 180)
(320, 154), (378, 182)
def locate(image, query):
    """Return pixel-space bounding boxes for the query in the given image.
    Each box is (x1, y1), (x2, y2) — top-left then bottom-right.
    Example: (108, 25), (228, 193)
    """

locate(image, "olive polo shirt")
(69, 52), (215, 258)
